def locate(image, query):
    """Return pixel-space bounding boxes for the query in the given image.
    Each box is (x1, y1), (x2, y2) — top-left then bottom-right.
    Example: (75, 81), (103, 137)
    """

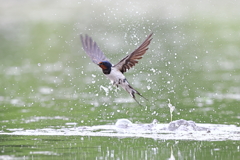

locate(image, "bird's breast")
(105, 67), (126, 82)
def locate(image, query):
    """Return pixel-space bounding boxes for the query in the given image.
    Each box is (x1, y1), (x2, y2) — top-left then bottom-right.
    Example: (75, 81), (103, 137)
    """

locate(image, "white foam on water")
(1, 119), (240, 141)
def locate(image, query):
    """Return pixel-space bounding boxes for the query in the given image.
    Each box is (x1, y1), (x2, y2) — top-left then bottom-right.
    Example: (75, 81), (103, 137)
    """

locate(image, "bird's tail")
(126, 84), (148, 106)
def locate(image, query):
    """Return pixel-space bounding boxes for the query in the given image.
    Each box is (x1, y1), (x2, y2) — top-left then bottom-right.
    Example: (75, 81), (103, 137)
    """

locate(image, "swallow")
(80, 33), (153, 105)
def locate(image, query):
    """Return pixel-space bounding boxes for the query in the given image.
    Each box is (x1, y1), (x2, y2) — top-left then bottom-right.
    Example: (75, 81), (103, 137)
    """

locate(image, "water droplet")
(150, 68), (156, 72)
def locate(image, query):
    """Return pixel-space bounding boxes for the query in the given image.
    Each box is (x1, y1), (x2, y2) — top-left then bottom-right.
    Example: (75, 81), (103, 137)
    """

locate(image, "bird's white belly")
(105, 67), (127, 86)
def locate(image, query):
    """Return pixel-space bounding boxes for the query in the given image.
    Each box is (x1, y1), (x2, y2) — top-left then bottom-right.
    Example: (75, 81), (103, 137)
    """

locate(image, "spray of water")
(168, 99), (175, 122)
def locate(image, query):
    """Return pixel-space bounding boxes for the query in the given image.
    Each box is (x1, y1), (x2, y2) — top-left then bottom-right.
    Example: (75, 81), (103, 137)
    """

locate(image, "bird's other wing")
(80, 34), (108, 64)
(114, 33), (153, 73)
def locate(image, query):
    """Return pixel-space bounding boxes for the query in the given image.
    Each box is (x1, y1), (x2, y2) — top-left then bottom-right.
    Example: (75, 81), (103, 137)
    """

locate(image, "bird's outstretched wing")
(114, 33), (153, 73)
(80, 34), (108, 64)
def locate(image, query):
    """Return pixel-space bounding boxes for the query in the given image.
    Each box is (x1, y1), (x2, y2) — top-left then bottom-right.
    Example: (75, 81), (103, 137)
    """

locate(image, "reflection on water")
(0, 134), (239, 159)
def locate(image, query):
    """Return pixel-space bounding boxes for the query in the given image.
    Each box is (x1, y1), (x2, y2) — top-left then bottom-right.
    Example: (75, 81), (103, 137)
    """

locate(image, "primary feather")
(80, 34), (108, 64)
(114, 33), (153, 73)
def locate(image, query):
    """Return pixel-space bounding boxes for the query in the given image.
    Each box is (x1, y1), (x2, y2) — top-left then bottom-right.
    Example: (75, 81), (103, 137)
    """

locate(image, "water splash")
(2, 119), (240, 141)
(168, 99), (175, 122)
(100, 85), (109, 96)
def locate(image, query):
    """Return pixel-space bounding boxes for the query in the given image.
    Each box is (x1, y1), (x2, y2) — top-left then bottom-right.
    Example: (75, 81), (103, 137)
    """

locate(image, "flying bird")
(80, 33), (153, 105)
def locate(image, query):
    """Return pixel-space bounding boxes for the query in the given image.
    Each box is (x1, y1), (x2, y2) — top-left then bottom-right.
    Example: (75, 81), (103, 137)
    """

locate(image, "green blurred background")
(0, 0), (240, 159)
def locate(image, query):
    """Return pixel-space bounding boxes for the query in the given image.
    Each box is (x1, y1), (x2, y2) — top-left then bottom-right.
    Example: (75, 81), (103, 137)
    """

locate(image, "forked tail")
(127, 84), (148, 106)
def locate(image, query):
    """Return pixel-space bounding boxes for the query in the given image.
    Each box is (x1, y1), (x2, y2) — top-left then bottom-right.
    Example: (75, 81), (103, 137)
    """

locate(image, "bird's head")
(98, 61), (112, 74)
(98, 61), (112, 70)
